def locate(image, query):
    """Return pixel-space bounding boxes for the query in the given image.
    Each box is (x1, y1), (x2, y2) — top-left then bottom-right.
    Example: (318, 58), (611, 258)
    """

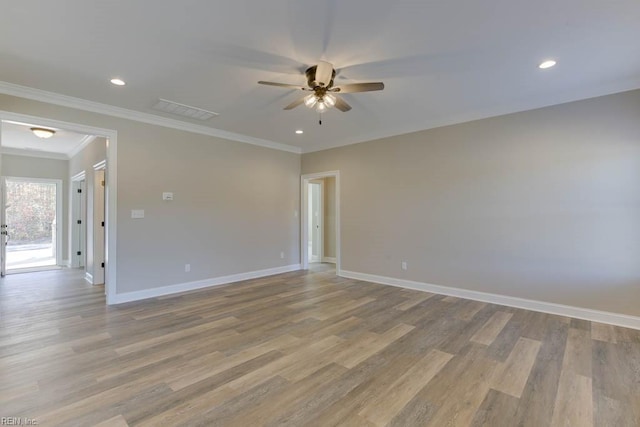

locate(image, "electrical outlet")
(401, 261), (408, 271)
(280, 252), (285, 259)
(185, 264), (191, 272)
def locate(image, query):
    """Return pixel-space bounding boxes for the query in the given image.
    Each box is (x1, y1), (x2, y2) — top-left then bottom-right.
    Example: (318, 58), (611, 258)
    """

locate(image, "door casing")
(0, 111), (118, 304)
(300, 171), (341, 272)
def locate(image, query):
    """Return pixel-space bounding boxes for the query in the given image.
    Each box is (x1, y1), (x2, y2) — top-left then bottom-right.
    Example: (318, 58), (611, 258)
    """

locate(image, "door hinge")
(101, 180), (105, 186)
(77, 251), (81, 256)
(101, 221), (105, 227)
(101, 262), (105, 268)
(77, 219), (82, 224)
(77, 188), (82, 193)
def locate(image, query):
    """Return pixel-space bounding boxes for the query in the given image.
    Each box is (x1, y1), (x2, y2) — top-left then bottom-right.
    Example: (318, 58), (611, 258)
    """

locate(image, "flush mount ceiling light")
(295, 130), (304, 134)
(30, 127), (56, 139)
(110, 78), (126, 86)
(539, 60), (557, 69)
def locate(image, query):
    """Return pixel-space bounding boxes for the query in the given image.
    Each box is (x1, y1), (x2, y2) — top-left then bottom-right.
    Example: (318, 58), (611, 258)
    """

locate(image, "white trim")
(71, 171), (86, 182)
(0, 81), (301, 154)
(91, 167), (106, 285)
(301, 171), (341, 273)
(308, 179), (324, 263)
(322, 257), (337, 264)
(0, 147), (69, 160)
(61, 259), (70, 268)
(300, 78), (640, 154)
(0, 110), (118, 305)
(339, 270), (640, 330)
(1, 135), (98, 161)
(93, 159), (106, 171)
(111, 264), (301, 305)
(85, 272), (93, 284)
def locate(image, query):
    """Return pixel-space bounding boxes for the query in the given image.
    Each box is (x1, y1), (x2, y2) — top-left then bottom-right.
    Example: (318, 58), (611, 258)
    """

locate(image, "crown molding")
(0, 81), (302, 154)
(0, 146), (69, 160)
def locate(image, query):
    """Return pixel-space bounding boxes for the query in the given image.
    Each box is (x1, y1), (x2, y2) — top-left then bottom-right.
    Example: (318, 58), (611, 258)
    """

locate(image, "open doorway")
(91, 163), (106, 287)
(2, 177), (62, 273)
(307, 180), (324, 263)
(0, 112), (117, 304)
(301, 171), (340, 272)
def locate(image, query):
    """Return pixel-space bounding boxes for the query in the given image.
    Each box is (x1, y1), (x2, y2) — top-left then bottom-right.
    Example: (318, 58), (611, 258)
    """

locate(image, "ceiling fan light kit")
(258, 60), (384, 123)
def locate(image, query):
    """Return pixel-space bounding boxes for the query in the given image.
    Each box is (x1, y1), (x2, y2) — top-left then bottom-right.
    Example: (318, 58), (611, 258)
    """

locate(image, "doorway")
(308, 180), (323, 263)
(301, 171), (340, 272)
(92, 164), (106, 286)
(0, 112), (118, 303)
(1, 177), (62, 274)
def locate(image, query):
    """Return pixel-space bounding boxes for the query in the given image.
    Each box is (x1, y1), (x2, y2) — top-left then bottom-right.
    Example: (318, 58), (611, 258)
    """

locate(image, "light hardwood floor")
(1, 265), (639, 426)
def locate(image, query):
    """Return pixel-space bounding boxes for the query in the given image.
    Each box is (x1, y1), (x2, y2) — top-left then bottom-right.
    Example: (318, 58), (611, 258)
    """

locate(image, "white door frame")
(0, 176), (6, 276)
(301, 171), (340, 272)
(308, 180), (324, 263)
(0, 111), (118, 304)
(92, 162), (106, 287)
(2, 176), (63, 269)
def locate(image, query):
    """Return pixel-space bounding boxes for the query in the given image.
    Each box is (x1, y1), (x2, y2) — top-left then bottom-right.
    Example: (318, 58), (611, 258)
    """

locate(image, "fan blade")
(284, 96), (306, 110)
(334, 96), (352, 112)
(258, 81), (305, 90)
(332, 82), (384, 93)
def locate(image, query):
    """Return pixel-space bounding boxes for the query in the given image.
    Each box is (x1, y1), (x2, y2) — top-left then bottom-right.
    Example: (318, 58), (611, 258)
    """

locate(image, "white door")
(93, 169), (105, 285)
(71, 179), (86, 269)
(308, 181), (323, 263)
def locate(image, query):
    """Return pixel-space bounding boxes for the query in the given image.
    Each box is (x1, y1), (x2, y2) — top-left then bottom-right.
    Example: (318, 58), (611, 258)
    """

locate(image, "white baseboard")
(339, 270), (640, 330)
(111, 264), (301, 305)
(322, 257), (337, 264)
(84, 272), (93, 284)
(61, 259), (71, 268)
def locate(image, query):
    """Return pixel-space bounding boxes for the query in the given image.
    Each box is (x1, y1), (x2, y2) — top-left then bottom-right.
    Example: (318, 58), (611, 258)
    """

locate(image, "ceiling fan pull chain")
(319, 112), (322, 125)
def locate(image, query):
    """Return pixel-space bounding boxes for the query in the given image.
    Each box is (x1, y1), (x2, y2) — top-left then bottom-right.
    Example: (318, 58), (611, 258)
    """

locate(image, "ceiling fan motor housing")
(306, 62), (336, 88)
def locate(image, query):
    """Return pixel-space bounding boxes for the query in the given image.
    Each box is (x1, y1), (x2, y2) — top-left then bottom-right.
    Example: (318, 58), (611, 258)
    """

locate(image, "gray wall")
(69, 137), (107, 279)
(1, 154), (70, 261)
(0, 94), (300, 295)
(302, 89), (640, 317)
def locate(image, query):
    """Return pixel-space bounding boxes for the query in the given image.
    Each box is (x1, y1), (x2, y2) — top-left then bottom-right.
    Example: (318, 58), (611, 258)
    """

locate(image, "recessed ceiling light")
(31, 127), (56, 139)
(295, 130), (304, 134)
(538, 60), (556, 69)
(110, 78), (126, 86)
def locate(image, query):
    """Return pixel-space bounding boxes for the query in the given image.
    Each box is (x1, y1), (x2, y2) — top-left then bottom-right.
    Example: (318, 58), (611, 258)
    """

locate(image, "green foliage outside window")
(6, 181), (56, 244)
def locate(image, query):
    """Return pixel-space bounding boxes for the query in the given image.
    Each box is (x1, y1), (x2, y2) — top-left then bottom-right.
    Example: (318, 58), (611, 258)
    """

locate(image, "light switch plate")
(163, 192), (174, 201)
(131, 209), (145, 219)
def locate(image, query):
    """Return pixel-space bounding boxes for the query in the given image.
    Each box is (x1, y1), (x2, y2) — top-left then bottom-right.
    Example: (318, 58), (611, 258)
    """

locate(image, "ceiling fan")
(258, 61), (384, 115)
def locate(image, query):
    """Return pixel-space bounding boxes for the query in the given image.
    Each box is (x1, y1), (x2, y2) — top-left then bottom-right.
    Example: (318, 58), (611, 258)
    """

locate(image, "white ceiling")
(1, 121), (93, 159)
(1, 1), (639, 153)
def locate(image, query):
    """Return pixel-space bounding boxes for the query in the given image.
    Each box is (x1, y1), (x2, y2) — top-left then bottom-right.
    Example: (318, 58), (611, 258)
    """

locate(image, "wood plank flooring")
(1, 265), (639, 426)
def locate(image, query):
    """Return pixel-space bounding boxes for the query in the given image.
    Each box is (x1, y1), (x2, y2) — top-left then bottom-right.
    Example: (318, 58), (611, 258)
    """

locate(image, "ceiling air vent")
(152, 98), (219, 121)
